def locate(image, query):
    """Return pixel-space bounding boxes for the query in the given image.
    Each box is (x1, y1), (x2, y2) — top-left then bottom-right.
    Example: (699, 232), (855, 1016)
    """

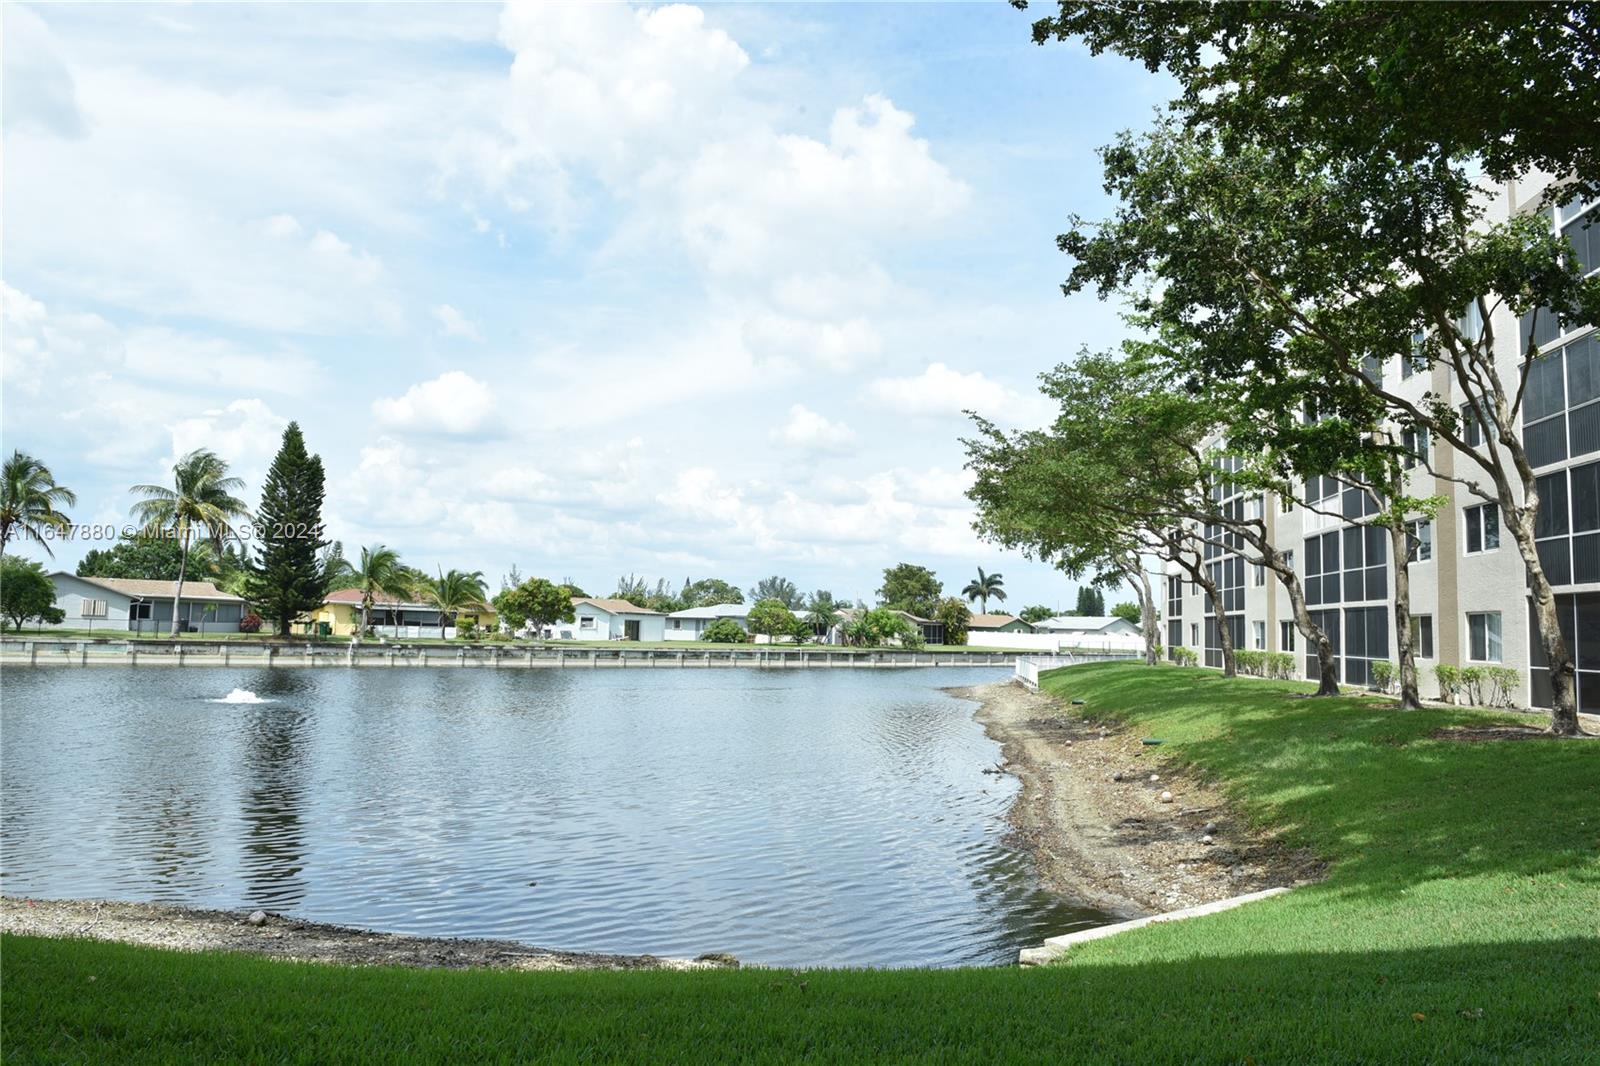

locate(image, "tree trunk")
(170, 526), (190, 638)
(1255, 545), (1340, 697)
(1388, 518), (1422, 710)
(1190, 571), (1236, 677)
(1506, 509), (1579, 735)
(1131, 565), (1160, 666)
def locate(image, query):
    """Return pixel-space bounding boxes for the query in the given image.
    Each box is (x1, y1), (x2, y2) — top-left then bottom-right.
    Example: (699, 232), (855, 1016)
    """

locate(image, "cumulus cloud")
(372, 371), (497, 435)
(863, 362), (1052, 424)
(770, 404), (856, 453)
(165, 399), (290, 486)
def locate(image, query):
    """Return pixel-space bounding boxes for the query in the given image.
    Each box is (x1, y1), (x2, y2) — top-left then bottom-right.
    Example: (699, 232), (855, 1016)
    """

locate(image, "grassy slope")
(4, 663), (1596, 1064)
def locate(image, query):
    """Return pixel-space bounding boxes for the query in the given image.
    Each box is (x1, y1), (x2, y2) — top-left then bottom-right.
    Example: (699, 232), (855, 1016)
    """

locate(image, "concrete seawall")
(0, 638), (1026, 670)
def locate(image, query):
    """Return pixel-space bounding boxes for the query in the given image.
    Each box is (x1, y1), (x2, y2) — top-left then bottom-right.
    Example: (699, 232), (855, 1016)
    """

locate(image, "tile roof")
(968, 613), (1032, 629)
(572, 597), (662, 616)
(63, 574), (244, 602)
(323, 587), (430, 608)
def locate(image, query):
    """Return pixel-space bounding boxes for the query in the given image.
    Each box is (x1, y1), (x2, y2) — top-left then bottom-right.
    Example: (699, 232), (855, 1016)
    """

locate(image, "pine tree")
(244, 423), (330, 636)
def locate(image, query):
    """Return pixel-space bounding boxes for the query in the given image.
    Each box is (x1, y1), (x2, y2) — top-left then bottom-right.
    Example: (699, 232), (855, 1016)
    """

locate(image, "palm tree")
(0, 450), (78, 557)
(129, 449), (250, 636)
(339, 545), (412, 637)
(961, 567), (1006, 615)
(805, 591), (842, 643)
(421, 567), (489, 639)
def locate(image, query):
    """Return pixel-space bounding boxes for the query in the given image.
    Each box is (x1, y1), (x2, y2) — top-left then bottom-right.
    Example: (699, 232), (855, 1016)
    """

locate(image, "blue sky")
(2, 2), (1166, 608)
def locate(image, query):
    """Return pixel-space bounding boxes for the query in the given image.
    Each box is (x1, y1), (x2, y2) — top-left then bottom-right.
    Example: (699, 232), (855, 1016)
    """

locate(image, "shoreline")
(952, 680), (1319, 917)
(0, 897), (738, 972)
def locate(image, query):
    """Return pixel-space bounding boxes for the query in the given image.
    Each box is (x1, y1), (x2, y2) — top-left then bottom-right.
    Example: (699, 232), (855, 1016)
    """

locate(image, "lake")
(0, 666), (1106, 967)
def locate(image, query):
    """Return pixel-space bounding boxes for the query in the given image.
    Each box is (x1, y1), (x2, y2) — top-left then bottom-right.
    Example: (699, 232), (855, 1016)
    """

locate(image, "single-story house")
(967, 613), (1036, 634)
(309, 588), (496, 638)
(551, 598), (666, 641)
(664, 603), (750, 640)
(1033, 614), (1141, 637)
(46, 572), (247, 634)
(830, 608), (947, 646)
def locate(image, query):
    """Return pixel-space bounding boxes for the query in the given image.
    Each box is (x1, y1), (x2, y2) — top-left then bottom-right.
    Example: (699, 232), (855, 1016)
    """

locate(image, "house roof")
(968, 613), (1033, 630)
(572, 597), (662, 616)
(59, 574), (244, 603)
(1035, 615), (1133, 632)
(323, 588), (437, 610)
(667, 603), (750, 619)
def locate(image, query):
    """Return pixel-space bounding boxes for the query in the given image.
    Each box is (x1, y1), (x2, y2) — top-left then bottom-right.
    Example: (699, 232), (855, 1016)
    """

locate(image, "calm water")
(0, 667), (1105, 966)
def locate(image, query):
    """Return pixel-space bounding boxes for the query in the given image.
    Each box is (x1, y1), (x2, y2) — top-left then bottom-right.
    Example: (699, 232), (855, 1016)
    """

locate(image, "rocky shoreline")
(953, 681), (1321, 918)
(0, 897), (738, 972)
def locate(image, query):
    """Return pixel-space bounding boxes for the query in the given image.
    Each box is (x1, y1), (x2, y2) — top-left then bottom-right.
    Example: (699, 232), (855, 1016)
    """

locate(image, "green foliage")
(332, 545), (412, 633)
(876, 563), (941, 619)
(845, 607), (924, 649)
(78, 535), (244, 585)
(1109, 601), (1140, 625)
(934, 596), (971, 646)
(699, 618), (748, 644)
(0, 556), (62, 630)
(1480, 667), (1522, 709)
(1019, 604), (1056, 624)
(242, 424), (330, 637)
(420, 568), (489, 639)
(1432, 664), (1463, 704)
(748, 576), (802, 609)
(959, 568), (1005, 613)
(1370, 661), (1397, 694)
(681, 578), (744, 608)
(493, 578), (577, 635)
(1234, 650), (1292, 679)
(613, 575), (683, 613)
(0, 450), (76, 557)
(455, 617), (478, 641)
(128, 447), (251, 636)
(1170, 646), (1198, 667)
(804, 591), (842, 636)
(746, 598), (797, 639)
(1075, 586), (1105, 616)
(239, 612), (263, 634)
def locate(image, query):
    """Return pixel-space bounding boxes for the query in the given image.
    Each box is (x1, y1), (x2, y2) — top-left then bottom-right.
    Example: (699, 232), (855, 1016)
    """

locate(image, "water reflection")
(0, 666), (1108, 966)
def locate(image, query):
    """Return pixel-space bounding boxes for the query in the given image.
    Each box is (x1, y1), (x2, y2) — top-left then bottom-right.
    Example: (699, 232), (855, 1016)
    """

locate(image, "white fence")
(971, 630), (1144, 654)
(1013, 649), (1142, 689)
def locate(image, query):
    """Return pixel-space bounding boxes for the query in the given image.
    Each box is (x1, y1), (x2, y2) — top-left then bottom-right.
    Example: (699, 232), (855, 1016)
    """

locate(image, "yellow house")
(305, 588), (497, 638)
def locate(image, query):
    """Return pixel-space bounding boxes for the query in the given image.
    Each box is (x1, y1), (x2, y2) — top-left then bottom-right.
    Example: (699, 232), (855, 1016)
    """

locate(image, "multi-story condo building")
(1164, 176), (1599, 712)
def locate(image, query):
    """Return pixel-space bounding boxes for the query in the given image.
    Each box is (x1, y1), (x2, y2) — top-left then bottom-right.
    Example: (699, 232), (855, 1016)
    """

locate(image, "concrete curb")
(1018, 886), (1292, 966)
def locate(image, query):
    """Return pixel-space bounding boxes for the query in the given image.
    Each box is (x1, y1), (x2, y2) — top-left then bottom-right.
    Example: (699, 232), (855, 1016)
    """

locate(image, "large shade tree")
(129, 449), (250, 636)
(0, 450), (77, 557)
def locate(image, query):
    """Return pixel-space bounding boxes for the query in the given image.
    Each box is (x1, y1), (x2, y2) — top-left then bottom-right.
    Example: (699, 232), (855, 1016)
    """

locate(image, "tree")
(700, 617), (748, 644)
(0, 556), (63, 630)
(1019, 604), (1056, 624)
(682, 578), (744, 607)
(804, 591), (842, 638)
(336, 545), (413, 636)
(420, 568), (489, 640)
(79, 535), (223, 582)
(0, 450), (77, 557)
(852, 607), (923, 650)
(242, 424), (331, 637)
(129, 449), (249, 637)
(960, 568), (1006, 614)
(1075, 586), (1105, 616)
(613, 574), (682, 613)
(877, 563), (941, 618)
(747, 598), (798, 642)
(493, 577), (577, 637)
(935, 596), (971, 646)
(1110, 601), (1141, 625)
(748, 575), (802, 609)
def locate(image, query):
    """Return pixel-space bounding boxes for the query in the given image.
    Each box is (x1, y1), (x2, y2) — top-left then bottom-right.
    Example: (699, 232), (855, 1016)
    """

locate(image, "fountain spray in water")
(209, 688), (271, 704)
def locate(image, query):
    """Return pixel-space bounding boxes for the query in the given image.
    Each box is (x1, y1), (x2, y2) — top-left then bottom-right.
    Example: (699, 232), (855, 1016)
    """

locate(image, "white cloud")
(372, 371), (497, 435)
(434, 304), (482, 341)
(771, 404), (855, 453)
(741, 313), (881, 373)
(863, 362), (1052, 424)
(165, 399), (289, 487)
(2, 4), (85, 137)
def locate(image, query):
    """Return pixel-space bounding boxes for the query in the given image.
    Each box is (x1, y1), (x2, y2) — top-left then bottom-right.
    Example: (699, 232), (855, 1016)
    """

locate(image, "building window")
(130, 601), (152, 621)
(1410, 615), (1435, 659)
(671, 618), (681, 629)
(1191, 623), (1199, 646)
(1528, 591), (1600, 712)
(1280, 621), (1297, 653)
(1462, 399), (1487, 448)
(1402, 427), (1430, 469)
(1252, 563), (1265, 587)
(1465, 503), (1500, 554)
(579, 616), (596, 630)
(1402, 330), (1428, 379)
(1253, 621), (1266, 650)
(1467, 612), (1503, 663)
(79, 598), (108, 618)
(1406, 519), (1433, 562)
(1343, 606), (1390, 686)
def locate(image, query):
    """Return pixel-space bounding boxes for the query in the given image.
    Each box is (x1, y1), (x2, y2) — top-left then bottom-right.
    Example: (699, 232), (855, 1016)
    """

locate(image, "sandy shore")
(0, 897), (738, 971)
(954, 681), (1320, 918)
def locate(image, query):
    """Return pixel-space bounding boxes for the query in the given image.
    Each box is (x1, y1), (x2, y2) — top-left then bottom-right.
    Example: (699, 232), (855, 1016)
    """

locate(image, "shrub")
(1235, 650), (1266, 676)
(239, 612), (263, 634)
(1171, 646), (1198, 667)
(481, 631), (513, 644)
(1433, 664), (1463, 704)
(1460, 666), (1486, 706)
(1370, 660), (1396, 694)
(1482, 666), (1521, 708)
(456, 617), (478, 641)
(1265, 651), (1296, 679)
(700, 618), (748, 644)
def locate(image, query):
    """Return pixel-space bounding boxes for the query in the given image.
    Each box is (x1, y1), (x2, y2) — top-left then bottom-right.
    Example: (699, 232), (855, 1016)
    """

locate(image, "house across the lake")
(310, 588), (496, 639)
(967, 613), (1037, 634)
(1033, 614), (1141, 638)
(664, 603), (750, 640)
(550, 598), (666, 641)
(45, 572), (247, 634)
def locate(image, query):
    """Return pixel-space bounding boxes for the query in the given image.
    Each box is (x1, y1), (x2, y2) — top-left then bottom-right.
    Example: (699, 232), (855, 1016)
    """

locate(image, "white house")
(46, 573), (247, 634)
(1033, 614), (1141, 637)
(551, 597), (666, 641)
(664, 603), (750, 640)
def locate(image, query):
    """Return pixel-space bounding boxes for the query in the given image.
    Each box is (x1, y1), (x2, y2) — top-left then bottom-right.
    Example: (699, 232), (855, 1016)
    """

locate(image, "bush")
(1433, 663), (1463, 704)
(1370, 660), (1396, 693)
(456, 617), (478, 641)
(1460, 666), (1486, 706)
(1235, 649), (1266, 676)
(239, 613), (263, 634)
(1265, 651), (1296, 679)
(1481, 666), (1521, 708)
(1171, 646), (1198, 667)
(700, 618), (748, 644)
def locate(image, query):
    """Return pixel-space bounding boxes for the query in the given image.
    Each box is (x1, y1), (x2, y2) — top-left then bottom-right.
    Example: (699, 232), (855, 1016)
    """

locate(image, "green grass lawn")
(4, 662), (1596, 1064)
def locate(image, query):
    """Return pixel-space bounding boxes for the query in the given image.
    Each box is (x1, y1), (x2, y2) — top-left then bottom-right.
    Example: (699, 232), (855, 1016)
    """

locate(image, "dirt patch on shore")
(0, 897), (736, 972)
(953, 682), (1321, 918)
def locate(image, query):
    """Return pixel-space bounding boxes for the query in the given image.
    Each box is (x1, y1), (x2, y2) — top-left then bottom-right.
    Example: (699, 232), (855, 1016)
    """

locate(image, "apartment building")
(1165, 177), (1599, 711)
